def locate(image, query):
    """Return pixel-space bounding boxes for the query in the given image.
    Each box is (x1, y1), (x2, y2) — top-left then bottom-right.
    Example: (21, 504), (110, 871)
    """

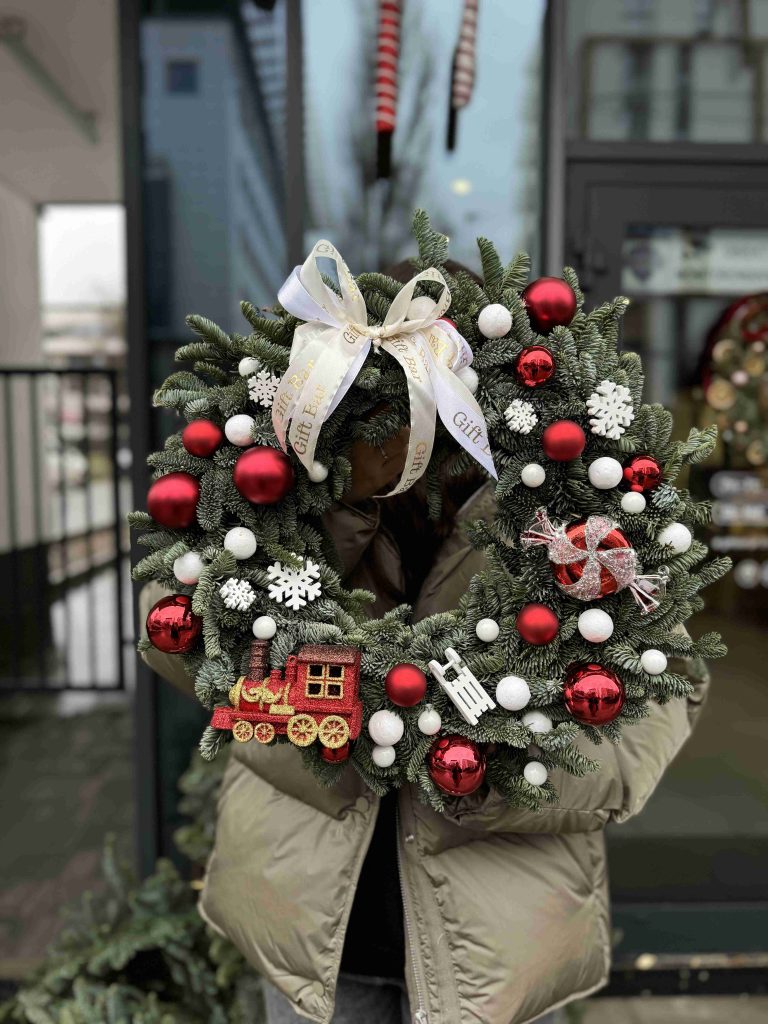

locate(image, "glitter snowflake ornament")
(219, 577), (256, 611)
(504, 399), (538, 435)
(248, 369), (281, 408)
(267, 558), (322, 611)
(586, 380), (634, 439)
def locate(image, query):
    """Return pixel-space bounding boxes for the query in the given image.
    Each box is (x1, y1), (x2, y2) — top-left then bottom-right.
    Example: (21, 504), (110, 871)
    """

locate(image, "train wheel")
(232, 720), (254, 743)
(318, 715), (349, 750)
(287, 713), (318, 747)
(253, 722), (276, 745)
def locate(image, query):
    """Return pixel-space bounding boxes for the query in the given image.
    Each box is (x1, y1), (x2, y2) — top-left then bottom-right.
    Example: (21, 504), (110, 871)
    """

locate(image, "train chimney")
(248, 640), (269, 681)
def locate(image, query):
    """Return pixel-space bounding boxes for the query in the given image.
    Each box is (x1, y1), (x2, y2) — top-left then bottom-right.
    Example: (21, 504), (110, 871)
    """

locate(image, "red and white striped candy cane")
(376, 0), (401, 178)
(447, 0), (478, 150)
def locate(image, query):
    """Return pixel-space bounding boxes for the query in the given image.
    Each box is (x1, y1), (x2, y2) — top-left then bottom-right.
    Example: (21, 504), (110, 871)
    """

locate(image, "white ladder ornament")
(427, 647), (495, 726)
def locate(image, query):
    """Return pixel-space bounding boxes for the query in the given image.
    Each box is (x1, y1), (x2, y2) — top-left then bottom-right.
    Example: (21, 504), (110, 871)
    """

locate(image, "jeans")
(263, 976), (565, 1023)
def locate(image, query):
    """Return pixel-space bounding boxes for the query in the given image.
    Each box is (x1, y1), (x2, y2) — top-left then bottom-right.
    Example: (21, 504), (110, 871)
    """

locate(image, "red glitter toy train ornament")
(211, 640), (363, 750)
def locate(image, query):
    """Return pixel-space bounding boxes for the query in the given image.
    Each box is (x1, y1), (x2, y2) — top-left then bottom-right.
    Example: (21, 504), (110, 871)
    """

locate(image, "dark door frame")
(564, 141), (768, 303)
(542, 0), (768, 981)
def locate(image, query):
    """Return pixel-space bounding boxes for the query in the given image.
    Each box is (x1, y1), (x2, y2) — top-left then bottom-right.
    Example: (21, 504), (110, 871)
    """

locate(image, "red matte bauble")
(623, 455), (662, 493)
(182, 419), (224, 457)
(514, 346), (556, 388)
(516, 603), (559, 645)
(428, 735), (486, 796)
(233, 446), (295, 504)
(541, 420), (586, 461)
(563, 663), (625, 725)
(147, 472), (200, 528)
(385, 663), (428, 707)
(321, 742), (351, 763)
(522, 277), (578, 334)
(552, 521), (631, 597)
(146, 594), (203, 653)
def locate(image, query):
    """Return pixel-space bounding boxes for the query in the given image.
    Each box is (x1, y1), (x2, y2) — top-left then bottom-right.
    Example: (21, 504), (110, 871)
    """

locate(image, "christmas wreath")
(704, 329), (768, 469)
(131, 212), (729, 810)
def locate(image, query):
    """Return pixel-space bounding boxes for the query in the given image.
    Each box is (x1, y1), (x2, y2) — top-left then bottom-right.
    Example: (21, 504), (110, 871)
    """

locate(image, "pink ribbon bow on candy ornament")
(521, 507), (667, 614)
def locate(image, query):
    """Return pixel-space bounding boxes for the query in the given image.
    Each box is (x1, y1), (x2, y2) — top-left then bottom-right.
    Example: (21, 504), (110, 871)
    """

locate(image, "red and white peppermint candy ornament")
(521, 507), (666, 613)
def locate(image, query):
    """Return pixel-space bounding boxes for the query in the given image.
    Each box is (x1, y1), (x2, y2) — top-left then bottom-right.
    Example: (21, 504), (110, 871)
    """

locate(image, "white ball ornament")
(523, 761), (548, 787)
(657, 522), (692, 555)
(621, 491), (646, 514)
(588, 456), (624, 490)
(372, 744), (396, 768)
(577, 608), (614, 643)
(224, 526), (257, 560)
(475, 617), (500, 643)
(224, 414), (255, 447)
(456, 365), (479, 394)
(368, 709), (404, 746)
(478, 303), (513, 339)
(173, 551), (204, 585)
(521, 463), (546, 488)
(407, 296), (436, 320)
(417, 705), (442, 736)
(522, 710), (553, 734)
(252, 615), (277, 640)
(238, 357), (260, 376)
(640, 649), (667, 675)
(308, 461), (329, 483)
(495, 675), (531, 711)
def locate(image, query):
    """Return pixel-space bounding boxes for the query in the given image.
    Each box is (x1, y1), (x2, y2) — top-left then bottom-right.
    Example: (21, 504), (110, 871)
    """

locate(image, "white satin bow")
(272, 239), (497, 495)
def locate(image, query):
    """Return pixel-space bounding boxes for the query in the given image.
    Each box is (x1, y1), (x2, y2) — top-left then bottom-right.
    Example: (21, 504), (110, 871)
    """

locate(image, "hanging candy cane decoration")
(375, 0), (401, 179)
(447, 0), (478, 150)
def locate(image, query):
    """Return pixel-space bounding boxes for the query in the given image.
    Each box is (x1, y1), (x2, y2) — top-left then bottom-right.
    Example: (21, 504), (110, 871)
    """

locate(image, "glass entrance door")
(565, 149), (768, 964)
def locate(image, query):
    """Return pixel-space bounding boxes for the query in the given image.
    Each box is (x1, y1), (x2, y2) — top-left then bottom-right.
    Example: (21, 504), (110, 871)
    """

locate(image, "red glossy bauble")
(182, 419), (224, 457)
(321, 742), (351, 763)
(147, 472), (200, 528)
(522, 277), (577, 334)
(541, 420), (586, 461)
(514, 346), (556, 388)
(515, 603), (559, 645)
(428, 735), (486, 796)
(563, 663), (625, 726)
(385, 663), (428, 707)
(233, 446), (295, 504)
(623, 455), (662, 493)
(553, 521), (631, 597)
(146, 594), (203, 653)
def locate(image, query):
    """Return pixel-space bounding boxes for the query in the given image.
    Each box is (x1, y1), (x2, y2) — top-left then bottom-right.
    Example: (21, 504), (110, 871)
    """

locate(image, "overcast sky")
(39, 204), (126, 307)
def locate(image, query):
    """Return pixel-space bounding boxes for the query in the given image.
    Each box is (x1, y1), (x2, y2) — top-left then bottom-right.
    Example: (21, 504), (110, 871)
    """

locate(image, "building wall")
(142, 17), (286, 335)
(0, 179), (42, 367)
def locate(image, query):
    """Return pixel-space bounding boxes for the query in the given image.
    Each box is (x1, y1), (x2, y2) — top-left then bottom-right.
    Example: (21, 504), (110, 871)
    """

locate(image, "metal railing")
(0, 368), (131, 691)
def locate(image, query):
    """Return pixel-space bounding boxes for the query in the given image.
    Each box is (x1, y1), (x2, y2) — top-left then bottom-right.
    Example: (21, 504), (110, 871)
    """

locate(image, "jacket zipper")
(396, 804), (429, 1024)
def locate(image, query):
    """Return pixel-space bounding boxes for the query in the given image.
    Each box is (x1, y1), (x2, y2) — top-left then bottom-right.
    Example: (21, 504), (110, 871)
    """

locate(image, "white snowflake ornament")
(248, 369), (281, 408)
(266, 558), (322, 611)
(219, 577), (256, 611)
(504, 399), (538, 435)
(586, 380), (634, 439)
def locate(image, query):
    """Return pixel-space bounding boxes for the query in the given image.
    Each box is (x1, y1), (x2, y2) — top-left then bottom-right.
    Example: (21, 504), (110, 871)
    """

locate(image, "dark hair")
(379, 258), (485, 603)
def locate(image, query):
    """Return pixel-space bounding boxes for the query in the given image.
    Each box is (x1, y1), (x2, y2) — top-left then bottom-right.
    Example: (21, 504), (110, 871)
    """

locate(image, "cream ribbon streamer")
(272, 239), (497, 495)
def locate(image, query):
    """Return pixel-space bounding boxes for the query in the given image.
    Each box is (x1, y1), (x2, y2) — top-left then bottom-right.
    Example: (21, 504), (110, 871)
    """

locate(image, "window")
(166, 59), (199, 94)
(305, 663), (345, 699)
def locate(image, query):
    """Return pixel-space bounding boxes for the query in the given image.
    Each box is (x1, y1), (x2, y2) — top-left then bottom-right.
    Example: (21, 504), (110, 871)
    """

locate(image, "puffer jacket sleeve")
(443, 649), (709, 835)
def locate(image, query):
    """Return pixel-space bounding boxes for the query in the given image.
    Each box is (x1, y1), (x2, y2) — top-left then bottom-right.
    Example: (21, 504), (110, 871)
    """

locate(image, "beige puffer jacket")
(141, 486), (708, 1024)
